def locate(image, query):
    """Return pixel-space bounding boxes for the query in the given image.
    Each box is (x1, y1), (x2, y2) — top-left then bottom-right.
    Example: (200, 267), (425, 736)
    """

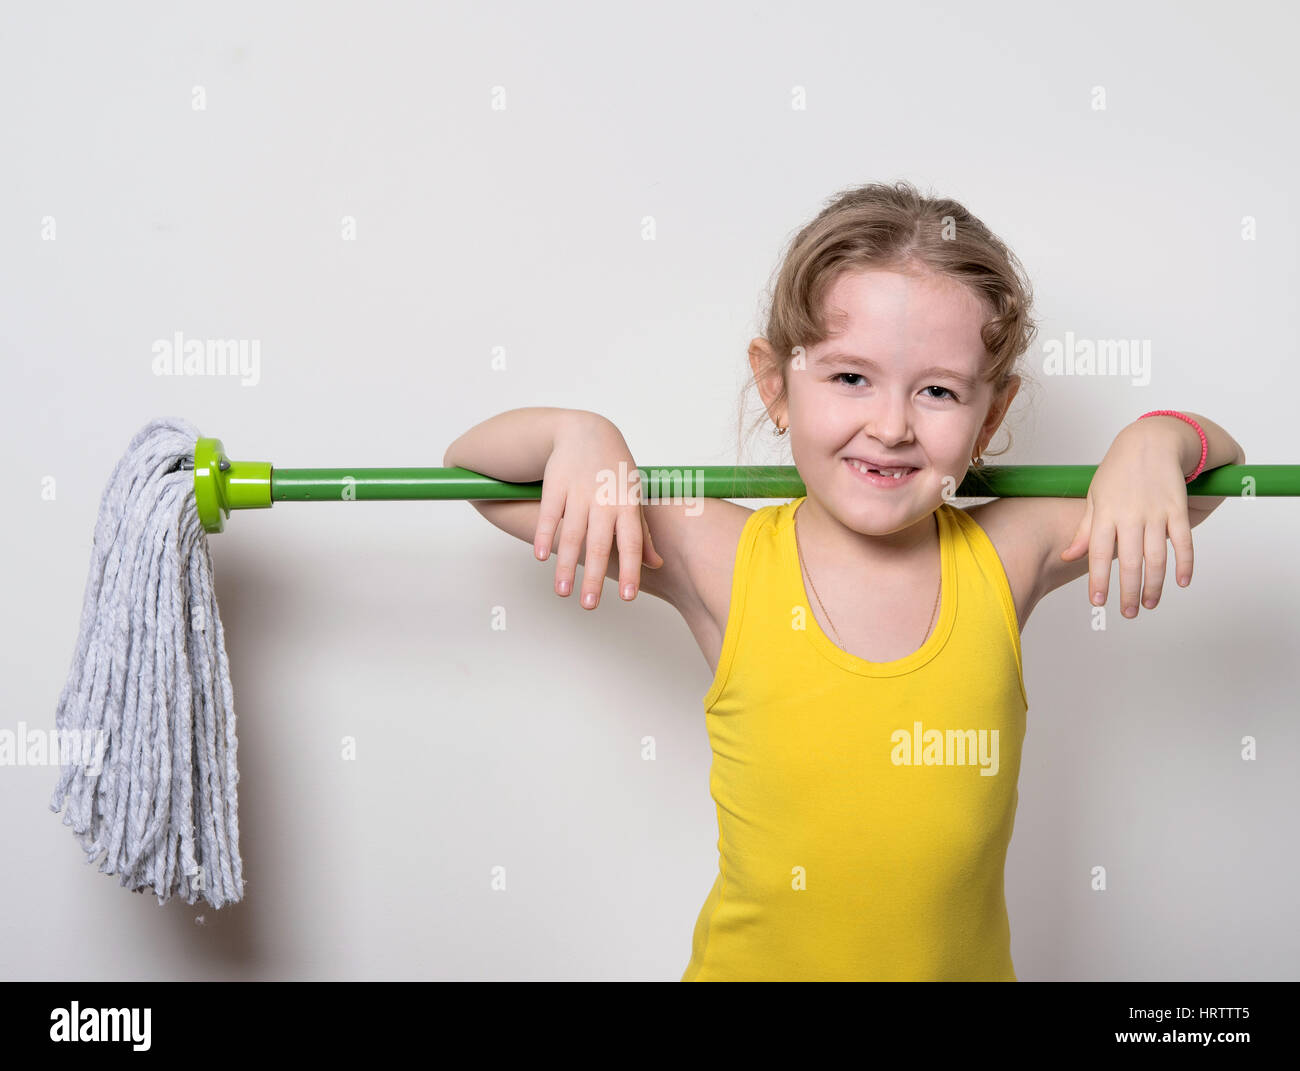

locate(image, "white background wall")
(2, 0), (1295, 980)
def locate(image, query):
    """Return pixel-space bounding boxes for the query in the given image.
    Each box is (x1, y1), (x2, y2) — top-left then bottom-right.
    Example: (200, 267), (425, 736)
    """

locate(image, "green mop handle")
(191, 437), (1290, 534)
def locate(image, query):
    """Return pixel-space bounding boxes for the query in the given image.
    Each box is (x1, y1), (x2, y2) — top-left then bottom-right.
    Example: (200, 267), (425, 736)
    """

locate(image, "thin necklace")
(794, 502), (941, 655)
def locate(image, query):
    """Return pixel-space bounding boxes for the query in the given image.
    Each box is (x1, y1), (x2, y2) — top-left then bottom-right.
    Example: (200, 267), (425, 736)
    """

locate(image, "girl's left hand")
(1057, 424), (1194, 617)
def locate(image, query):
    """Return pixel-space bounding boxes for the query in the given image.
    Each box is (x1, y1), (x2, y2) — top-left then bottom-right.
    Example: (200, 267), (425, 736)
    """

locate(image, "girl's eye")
(831, 373), (958, 402)
(832, 372), (866, 387)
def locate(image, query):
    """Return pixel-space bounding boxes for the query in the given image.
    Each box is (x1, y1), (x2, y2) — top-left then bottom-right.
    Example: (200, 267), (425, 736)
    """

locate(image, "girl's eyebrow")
(817, 352), (977, 390)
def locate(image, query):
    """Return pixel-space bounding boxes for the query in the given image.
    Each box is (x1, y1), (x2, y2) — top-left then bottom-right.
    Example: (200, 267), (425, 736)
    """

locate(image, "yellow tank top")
(681, 497), (1028, 981)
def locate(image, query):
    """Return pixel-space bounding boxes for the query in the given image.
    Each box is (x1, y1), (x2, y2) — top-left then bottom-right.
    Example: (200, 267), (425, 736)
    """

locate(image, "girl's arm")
(444, 407), (690, 611)
(1134, 411), (1247, 514)
(443, 408), (753, 678)
(1049, 411), (1246, 615)
(443, 406), (581, 484)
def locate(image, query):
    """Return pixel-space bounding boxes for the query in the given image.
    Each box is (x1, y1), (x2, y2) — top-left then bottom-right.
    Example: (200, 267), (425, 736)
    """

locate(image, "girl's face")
(754, 268), (1019, 541)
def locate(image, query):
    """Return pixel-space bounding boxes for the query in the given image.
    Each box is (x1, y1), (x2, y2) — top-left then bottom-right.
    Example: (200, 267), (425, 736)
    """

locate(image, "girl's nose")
(862, 395), (913, 445)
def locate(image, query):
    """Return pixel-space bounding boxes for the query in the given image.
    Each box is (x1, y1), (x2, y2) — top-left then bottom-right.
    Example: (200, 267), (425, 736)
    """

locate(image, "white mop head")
(49, 417), (244, 908)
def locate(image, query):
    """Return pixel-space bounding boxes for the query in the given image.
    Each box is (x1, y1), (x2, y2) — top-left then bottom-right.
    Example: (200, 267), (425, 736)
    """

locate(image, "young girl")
(442, 181), (1245, 981)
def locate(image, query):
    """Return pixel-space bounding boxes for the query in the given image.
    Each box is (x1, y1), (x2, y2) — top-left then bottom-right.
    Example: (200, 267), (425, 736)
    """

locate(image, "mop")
(49, 417), (243, 908)
(51, 418), (1284, 908)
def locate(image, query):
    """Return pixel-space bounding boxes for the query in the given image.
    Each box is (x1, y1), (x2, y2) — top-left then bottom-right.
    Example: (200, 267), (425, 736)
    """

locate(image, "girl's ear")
(979, 375), (1021, 447)
(748, 337), (787, 422)
(1003, 374), (1022, 407)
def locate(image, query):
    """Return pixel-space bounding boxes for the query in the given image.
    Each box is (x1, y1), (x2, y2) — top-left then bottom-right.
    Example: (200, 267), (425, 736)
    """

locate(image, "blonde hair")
(738, 180), (1039, 466)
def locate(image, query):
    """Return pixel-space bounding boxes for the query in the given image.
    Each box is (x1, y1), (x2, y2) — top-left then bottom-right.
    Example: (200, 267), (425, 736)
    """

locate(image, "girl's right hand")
(532, 412), (665, 609)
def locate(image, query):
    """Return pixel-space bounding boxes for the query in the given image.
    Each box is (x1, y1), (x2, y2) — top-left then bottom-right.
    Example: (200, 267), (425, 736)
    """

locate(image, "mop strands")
(50, 417), (244, 908)
(48, 417), (1284, 909)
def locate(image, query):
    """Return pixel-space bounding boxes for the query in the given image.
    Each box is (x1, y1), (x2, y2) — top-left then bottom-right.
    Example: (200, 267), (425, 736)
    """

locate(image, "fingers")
(538, 469), (662, 609)
(1139, 522), (1168, 611)
(534, 480), (564, 565)
(614, 507), (644, 600)
(1170, 514), (1194, 588)
(555, 502), (587, 599)
(1083, 497), (1194, 615)
(579, 506), (614, 609)
(1060, 510), (1091, 562)
(627, 470), (663, 570)
(641, 507), (664, 568)
(576, 504), (664, 608)
(1089, 518), (1116, 608)
(1112, 515), (1192, 616)
(1115, 524), (1146, 618)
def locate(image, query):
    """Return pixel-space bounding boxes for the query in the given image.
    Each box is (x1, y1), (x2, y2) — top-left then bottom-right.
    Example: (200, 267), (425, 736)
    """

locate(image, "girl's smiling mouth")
(844, 457), (920, 487)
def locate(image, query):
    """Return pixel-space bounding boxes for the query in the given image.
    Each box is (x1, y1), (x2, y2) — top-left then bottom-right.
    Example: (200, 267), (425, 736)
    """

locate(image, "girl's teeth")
(850, 460), (912, 478)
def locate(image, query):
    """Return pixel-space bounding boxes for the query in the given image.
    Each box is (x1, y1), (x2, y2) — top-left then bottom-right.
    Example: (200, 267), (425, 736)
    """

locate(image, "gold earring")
(774, 423), (788, 436)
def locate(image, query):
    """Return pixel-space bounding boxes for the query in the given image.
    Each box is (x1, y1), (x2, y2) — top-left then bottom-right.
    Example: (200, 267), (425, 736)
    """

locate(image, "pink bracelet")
(1138, 410), (1208, 483)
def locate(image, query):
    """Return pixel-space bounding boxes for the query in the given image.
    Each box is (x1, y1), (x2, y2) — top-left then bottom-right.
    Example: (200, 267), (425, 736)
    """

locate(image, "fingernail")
(582, 592), (596, 608)
(1143, 597), (1155, 608)
(558, 580), (570, 595)
(622, 584), (635, 599)
(1124, 605), (1136, 617)
(1092, 592), (1104, 605)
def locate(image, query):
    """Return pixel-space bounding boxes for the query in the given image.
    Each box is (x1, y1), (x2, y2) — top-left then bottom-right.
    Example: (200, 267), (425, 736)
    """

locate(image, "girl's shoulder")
(641, 497), (756, 629)
(961, 497), (1075, 631)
